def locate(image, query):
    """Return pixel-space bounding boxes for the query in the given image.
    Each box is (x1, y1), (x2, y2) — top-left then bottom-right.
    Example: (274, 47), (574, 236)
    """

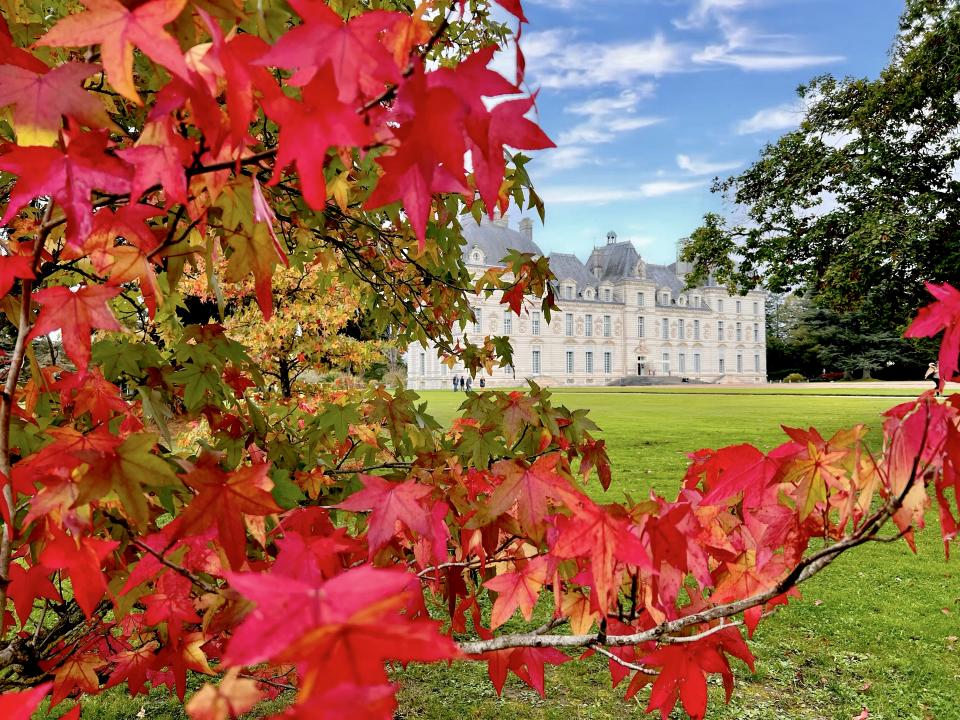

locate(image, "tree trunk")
(279, 356), (292, 398)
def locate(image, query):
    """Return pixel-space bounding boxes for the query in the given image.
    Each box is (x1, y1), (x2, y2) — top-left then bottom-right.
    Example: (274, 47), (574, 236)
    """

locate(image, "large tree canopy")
(682, 0), (960, 327)
(0, 1), (958, 720)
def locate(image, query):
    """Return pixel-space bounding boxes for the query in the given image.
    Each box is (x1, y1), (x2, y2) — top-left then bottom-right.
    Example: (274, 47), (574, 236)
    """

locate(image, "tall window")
(753, 323), (760, 342)
(678, 319), (685, 340)
(754, 354), (760, 372)
(694, 353), (701, 373)
(532, 349), (541, 374)
(532, 311), (540, 336)
(719, 356), (725, 373)
(678, 353), (686, 373)
(637, 316), (645, 338)
(736, 300), (742, 314)
(474, 308), (482, 334)
(693, 296), (700, 308)
(737, 354), (743, 373)
(565, 313), (573, 337)
(718, 320), (724, 339)
(603, 351), (612, 374)
(735, 322), (742, 341)
(753, 301), (759, 315)
(565, 285), (573, 300)
(661, 292), (669, 305)
(604, 288), (611, 302)
(662, 352), (670, 374)
(503, 310), (512, 335)
(693, 319), (700, 340)
(637, 292), (645, 306)
(717, 299), (724, 313)
(585, 314), (593, 337)
(585, 351), (594, 373)
(661, 318), (668, 338)
(419, 352), (425, 375)
(603, 315), (611, 337)
(566, 350), (574, 374)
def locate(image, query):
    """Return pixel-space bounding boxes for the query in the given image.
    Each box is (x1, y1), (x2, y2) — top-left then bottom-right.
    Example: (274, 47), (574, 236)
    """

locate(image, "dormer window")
(635, 260), (646, 279)
(563, 284), (575, 300)
(603, 288), (611, 302)
(469, 247), (485, 265)
(584, 288), (595, 300)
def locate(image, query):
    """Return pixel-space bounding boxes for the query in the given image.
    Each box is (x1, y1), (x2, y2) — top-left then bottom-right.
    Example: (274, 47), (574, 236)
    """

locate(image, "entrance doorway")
(637, 356), (646, 375)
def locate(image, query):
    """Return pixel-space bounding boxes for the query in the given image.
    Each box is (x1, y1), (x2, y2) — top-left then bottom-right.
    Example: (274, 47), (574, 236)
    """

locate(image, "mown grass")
(57, 388), (960, 719)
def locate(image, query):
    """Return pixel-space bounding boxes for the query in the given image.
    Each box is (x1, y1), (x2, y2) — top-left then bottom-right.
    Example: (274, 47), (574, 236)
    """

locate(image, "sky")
(505, 0), (905, 266)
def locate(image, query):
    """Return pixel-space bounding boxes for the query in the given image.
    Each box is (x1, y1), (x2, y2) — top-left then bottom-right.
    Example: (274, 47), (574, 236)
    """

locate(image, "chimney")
(518, 217), (534, 241)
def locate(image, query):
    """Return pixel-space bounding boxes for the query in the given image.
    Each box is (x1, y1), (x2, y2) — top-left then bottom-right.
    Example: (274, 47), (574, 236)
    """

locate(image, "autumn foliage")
(0, 1), (957, 719)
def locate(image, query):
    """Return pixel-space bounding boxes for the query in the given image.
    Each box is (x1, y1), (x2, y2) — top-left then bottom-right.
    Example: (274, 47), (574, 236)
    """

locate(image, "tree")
(0, 2), (958, 720)
(179, 248), (384, 396)
(681, 0), (960, 328)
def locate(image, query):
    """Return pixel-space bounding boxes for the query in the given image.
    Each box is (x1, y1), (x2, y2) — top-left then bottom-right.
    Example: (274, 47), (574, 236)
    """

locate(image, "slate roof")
(460, 218), (708, 297)
(549, 252), (596, 287)
(462, 216), (542, 265)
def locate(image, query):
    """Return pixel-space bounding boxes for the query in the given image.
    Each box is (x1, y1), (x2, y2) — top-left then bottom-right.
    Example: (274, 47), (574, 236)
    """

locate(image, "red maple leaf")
(0, 130), (132, 247)
(484, 555), (549, 629)
(468, 95), (554, 212)
(54, 367), (129, 424)
(473, 645), (570, 698)
(168, 454), (281, 569)
(335, 473), (433, 555)
(364, 64), (470, 247)
(26, 284), (121, 372)
(225, 564), (458, 693)
(472, 454), (578, 538)
(39, 527), (118, 617)
(7, 562), (59, 625)
(264, 64), (374, 210)
(50, 652), (104, 706)
(905, 281), (960, 389)
(636, 628), (754, 720)
(0, 62), (114, 146)
(36, 0), (191, 104)
(260, 0), (401, 102)
(106, 641), (159, 695)
(116, 118), (195, 206)
(694, 443), (778, 510)
(0, 254), (34, 299)
(551, 499), (651, 612)
(0, 682), (52, 720)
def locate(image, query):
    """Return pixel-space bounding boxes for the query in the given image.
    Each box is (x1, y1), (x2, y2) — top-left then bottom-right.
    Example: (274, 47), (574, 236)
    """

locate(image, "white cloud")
(694, 47), (844, 71)
(541, 88), (663, 171)
(536, 146), (596, 172)
(558, 116), (663, 145)
(676, 154), (742, 175)
(675, 0), (757, 29)
(523, 30), (688, 89)
(691, 15), (844, 71)
(736, 101), (803, 134)
(539, 180), (703, 205)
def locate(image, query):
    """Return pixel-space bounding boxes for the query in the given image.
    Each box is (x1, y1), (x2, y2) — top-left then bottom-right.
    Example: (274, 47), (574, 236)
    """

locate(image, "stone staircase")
(607, 375), (710, 387)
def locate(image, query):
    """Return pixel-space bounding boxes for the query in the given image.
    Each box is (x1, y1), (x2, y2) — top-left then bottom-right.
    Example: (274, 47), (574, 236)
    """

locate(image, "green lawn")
(395, 389), (960, 720)
(60, 388), (960, 720)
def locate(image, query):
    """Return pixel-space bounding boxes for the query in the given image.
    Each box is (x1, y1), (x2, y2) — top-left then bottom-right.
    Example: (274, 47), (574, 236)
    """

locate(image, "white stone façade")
(406, 215), (767, 389)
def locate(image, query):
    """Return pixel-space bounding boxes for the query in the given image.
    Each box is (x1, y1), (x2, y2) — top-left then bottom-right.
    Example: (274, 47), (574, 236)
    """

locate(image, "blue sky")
(506, 0), (905, 266)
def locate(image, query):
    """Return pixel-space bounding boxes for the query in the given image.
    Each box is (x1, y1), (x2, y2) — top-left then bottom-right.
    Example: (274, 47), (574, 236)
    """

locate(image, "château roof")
(462, 215), (542, 265)
(460, 216), (713, 297)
